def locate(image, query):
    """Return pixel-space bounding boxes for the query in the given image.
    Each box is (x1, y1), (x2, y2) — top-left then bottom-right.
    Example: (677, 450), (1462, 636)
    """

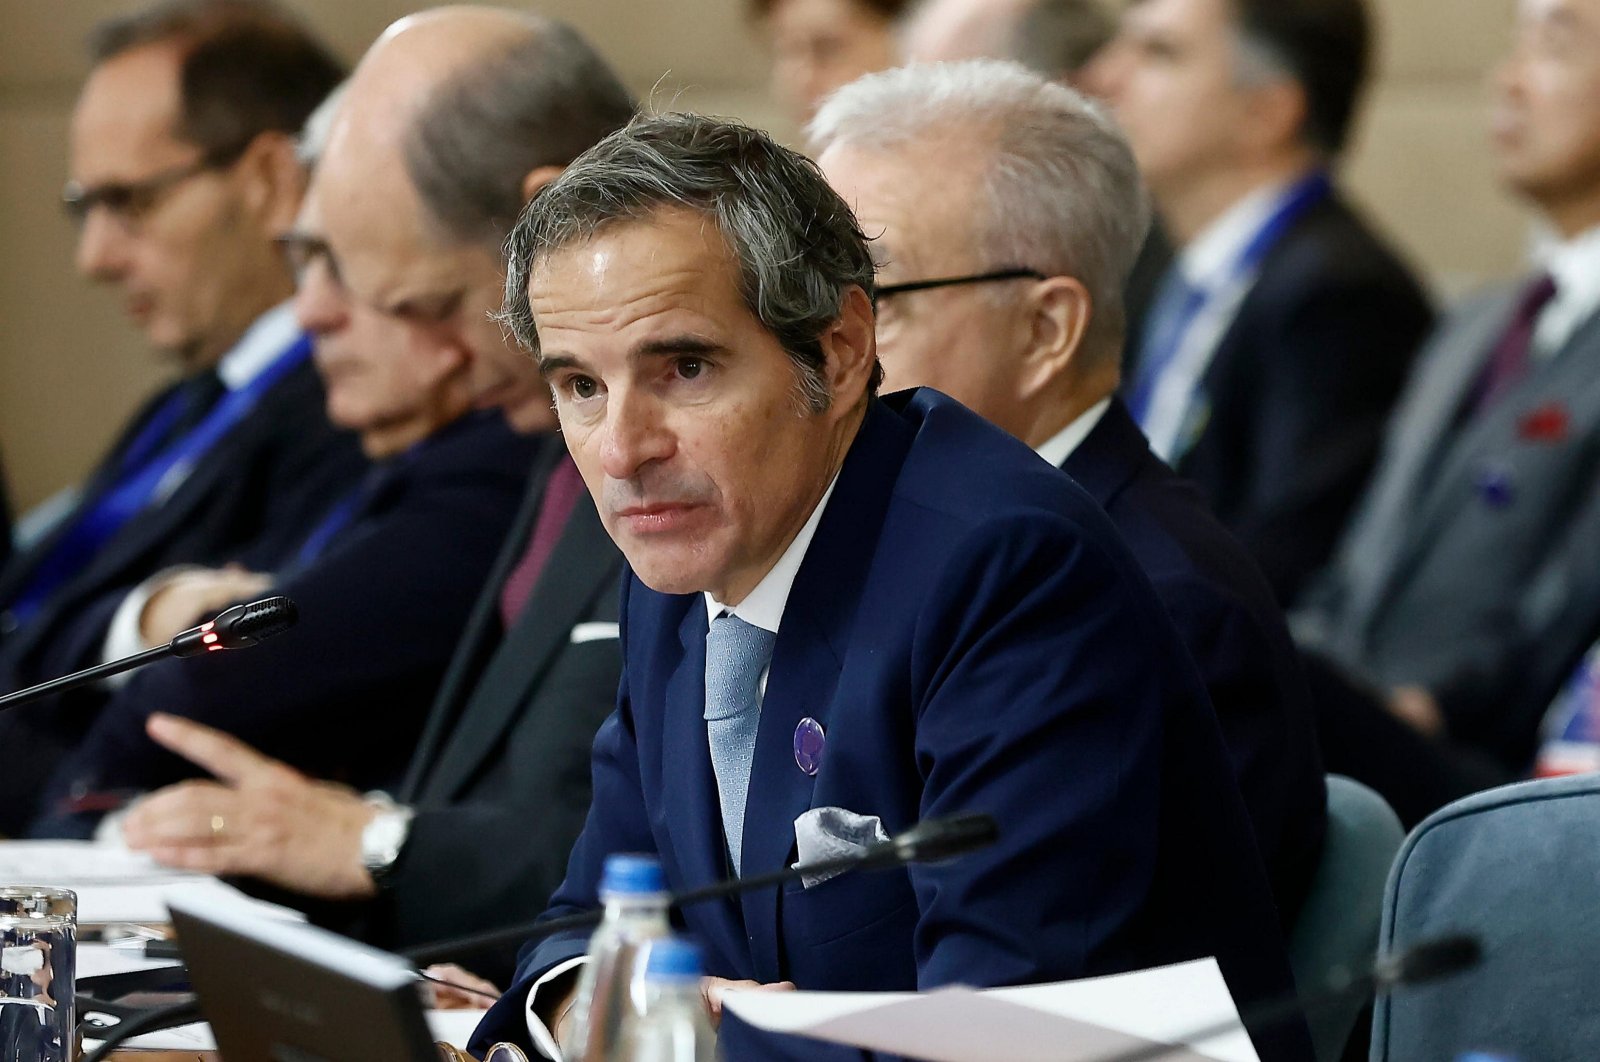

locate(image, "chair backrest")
(1372, 772), (1600, 1061)
(1290, 775), (1404, 1062)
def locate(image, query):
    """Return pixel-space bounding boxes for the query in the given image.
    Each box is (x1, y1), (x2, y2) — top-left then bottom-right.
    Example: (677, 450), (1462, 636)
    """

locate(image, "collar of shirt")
(703, 472), (841, 635)
(1532, 223), (1600, 359)
(1177, 175), (1303, 291)
(1033, 397), (1113, 469)
(216, 301), (300, 391)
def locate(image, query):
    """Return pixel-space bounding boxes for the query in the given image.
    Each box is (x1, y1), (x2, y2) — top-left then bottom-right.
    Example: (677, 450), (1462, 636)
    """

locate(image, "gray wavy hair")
(808, 59), (1151, 366)
(500, 112), (882, 412)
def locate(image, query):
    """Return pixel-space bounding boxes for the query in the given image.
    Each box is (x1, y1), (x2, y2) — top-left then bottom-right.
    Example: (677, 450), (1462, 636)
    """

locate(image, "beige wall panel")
(1344, 85), (1530, 299)
(1372, 0), (1514, 82)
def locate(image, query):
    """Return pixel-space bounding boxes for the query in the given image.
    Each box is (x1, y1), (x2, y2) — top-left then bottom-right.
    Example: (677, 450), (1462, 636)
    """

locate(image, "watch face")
(362, 808), (412, 872)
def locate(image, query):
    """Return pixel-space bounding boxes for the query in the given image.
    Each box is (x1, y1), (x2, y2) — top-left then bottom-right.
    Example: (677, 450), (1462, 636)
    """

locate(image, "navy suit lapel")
(736, 397), (913, 982)
(418, 497), (620, 802)
(658, 600), (745, 938)
(1060, 399), (1149, 506)
(400, 440), (563, 798)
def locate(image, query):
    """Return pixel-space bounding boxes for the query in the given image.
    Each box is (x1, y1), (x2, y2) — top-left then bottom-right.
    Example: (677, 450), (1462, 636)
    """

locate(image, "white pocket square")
(792, 807), (890, 888)
(569, 621), (620, 644)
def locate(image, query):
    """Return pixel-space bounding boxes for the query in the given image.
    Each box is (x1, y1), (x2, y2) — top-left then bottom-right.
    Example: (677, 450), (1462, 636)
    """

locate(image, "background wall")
(0, 0), (1524, 510)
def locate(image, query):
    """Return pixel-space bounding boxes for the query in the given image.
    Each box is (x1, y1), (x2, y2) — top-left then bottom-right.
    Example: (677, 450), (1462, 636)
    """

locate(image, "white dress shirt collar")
(1033, 397), (1112, 469)
(1533, 224), (1600, 359)
(1178, 176), (1301, 290)
(216, 301), (301, 391)
(703, 473), (840, 635)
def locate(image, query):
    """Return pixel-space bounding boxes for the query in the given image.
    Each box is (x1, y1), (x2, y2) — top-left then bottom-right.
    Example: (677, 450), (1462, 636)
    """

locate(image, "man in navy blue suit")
(812, 60), (1325, 924)
(471, 114), (1309, 1060)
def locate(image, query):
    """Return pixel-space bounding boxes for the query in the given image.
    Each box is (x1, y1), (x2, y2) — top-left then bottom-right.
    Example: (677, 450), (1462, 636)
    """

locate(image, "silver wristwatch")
(360, 793), (415, 887)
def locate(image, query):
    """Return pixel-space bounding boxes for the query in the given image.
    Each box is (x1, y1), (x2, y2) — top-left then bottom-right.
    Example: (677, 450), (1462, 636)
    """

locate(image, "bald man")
(112, 9), (636, 981)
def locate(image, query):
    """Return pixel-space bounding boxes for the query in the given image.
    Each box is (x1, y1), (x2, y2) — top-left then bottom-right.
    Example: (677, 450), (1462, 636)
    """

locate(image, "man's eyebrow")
(636, 335), (726, 358)
(538, 335), (728, 376)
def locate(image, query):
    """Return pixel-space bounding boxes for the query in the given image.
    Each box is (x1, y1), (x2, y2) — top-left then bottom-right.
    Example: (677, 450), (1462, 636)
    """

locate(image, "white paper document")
(82, 1008), (487, 1053)
(0, 839), (305, 924)
(721, 958), (1259, 1062)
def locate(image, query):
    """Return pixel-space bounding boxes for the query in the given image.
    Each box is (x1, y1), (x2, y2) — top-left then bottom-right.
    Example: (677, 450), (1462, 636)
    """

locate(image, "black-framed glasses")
(62, 146), (242, 228)
(876, 268), (1047, 299)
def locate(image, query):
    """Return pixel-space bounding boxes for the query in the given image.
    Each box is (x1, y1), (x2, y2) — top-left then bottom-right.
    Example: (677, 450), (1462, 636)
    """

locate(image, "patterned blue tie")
(704, 612), (776, 875)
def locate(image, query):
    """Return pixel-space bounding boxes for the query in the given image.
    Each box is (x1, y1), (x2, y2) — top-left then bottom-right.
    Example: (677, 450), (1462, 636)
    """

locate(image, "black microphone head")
(210, 596), (298, 648)
(1375, 935), (1483, 988)
(891, 813), (1000, 864)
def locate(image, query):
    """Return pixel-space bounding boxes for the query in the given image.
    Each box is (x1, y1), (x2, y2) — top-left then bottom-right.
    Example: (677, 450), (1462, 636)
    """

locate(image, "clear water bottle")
(625, 938), (718, 1062)
(567, 854), (671, 1062)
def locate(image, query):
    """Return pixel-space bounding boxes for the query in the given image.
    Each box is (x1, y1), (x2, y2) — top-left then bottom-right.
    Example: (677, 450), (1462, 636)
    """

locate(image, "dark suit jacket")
(0, 354), (365, 692)
(1130, 193), (1433, 605)
(340, 441), (625, 984)
(0, 354), (364, 835)
(29, 412), (538, 835)
(475, 391), (1310, 1062)
(1062, 398), (1325, 922)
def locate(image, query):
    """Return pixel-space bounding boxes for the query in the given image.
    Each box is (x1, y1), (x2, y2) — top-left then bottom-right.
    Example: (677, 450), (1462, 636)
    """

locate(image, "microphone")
(1088, 933), (1482, 1062)
(402, 811), (999, 966)
(0, 596), (299, 712)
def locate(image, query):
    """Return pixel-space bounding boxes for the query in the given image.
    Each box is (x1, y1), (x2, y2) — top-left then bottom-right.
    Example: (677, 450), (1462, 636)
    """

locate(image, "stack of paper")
(722, 958), (1257, 1062)
(0, 840), (303, 924)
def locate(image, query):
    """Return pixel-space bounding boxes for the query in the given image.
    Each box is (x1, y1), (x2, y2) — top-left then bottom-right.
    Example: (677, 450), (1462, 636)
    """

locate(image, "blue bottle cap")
(599, 853), (665, 895)
(645, 939), (703, 981)
(1454, 1053), (1517, 1062)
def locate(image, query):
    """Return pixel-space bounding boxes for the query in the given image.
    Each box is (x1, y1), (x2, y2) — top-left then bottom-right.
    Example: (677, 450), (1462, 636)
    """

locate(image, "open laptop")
(169, 897), (440, 1062)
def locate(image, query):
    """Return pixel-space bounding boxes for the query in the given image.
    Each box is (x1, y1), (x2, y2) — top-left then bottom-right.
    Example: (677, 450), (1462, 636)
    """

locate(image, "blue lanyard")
(1223, 170), (1333, 289)
(6, 336), (313, 624)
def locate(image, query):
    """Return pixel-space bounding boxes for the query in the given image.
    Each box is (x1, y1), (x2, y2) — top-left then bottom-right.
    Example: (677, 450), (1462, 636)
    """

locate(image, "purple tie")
(498, 457), (585, 626)
(1473, 273), (1558, 415)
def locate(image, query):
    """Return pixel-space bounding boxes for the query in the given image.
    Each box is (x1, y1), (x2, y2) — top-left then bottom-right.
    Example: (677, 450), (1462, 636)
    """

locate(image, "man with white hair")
(812, 59), (1325, 920)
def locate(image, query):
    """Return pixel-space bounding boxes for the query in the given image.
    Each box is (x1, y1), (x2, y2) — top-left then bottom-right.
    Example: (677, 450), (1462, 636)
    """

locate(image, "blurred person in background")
(1086, 0), (1433, 604)
(751, 0), (911, 124)
(1294, 0), (1600, 825)
(111, 8), (635, 985)
(813, 58), (1325, 924)
(0, 0), (363, 836)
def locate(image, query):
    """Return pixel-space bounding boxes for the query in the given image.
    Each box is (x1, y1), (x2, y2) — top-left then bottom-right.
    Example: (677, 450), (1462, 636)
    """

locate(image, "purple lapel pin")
(793, 717), (825, 776)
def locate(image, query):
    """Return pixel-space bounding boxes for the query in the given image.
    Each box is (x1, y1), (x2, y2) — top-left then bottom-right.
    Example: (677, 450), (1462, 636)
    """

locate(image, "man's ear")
(1017, 275), (1092, 400)
(235, 130), (306, 237)
(1242, 77), (1310, 158)
(521, 165), (565, 206)
(820, 284), (878, 408)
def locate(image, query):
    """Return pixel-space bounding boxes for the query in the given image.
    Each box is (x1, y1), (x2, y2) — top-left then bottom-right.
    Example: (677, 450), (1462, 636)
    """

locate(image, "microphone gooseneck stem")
(401, 851), (886, 966)
(400, 816), (987, 967)
(0, 644), (172, 712)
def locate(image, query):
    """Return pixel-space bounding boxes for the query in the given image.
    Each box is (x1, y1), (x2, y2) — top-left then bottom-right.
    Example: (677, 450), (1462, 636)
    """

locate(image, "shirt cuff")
(101, 567), (203, 681)
(525, 956), (590, 1062)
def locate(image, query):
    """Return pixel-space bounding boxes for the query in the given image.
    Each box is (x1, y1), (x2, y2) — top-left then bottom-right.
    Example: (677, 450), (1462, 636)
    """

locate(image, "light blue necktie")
(704, 612), (776, 875)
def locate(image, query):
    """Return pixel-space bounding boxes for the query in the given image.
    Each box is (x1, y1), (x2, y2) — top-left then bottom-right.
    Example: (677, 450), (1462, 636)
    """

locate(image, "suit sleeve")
(905, 512), (1228, 987)
(33, 461), (525, 819)
(1232, 276), (1432, 603)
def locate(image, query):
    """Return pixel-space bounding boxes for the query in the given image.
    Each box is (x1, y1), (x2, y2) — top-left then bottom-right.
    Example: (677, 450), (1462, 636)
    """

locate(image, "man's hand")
(700, 977), (795, 1030)
(421, 963), (502, 1009)
(140, 566), (274, 646)
(1388, 684), (1445, 738)
(121, 713), (379, 899)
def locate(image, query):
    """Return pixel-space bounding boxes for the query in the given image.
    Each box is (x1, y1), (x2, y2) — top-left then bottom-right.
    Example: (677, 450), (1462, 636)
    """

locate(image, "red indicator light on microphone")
(200, 622), (215, 632)
(202, 632), (219, 645)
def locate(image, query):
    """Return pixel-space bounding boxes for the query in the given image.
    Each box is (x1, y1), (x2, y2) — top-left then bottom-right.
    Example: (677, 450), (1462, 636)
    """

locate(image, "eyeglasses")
(62, 147), (241, 229)
(875, 268), (1047, 300)
(276, 231), (344, 289)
